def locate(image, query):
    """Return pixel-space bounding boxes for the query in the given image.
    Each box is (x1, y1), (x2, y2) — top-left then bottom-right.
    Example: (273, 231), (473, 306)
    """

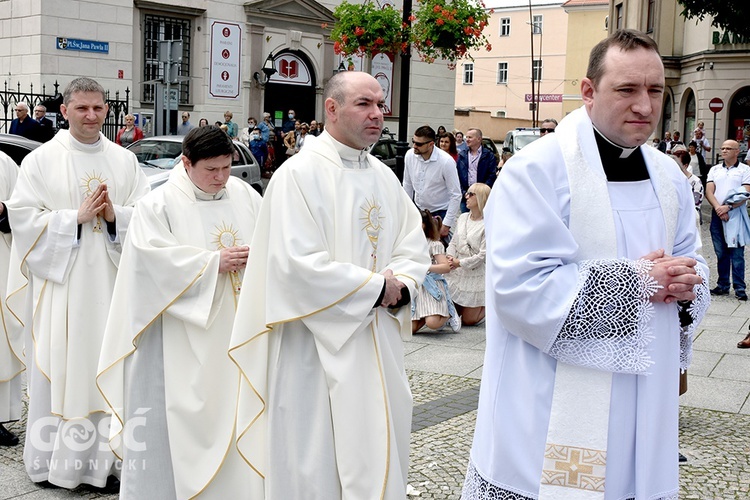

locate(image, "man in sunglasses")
(403, 125), (462, 238)
(539, 118), (557, 136)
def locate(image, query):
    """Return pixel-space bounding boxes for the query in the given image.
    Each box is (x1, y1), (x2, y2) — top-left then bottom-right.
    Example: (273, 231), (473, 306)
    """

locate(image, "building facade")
(611, 0), (750, 162)
(0, 0), (456, 137)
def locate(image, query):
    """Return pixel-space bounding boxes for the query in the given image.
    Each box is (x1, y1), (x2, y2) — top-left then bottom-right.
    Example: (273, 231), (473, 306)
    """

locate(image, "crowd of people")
(0, 27), (743, 500)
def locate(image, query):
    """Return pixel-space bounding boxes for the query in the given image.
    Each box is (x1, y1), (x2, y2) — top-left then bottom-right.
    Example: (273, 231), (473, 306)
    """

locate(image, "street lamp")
(333, 60), (346, 75)
(253, 52), (277, 86)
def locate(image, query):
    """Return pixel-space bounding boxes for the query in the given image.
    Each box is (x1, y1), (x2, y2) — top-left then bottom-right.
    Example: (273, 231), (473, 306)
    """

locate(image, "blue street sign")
(56, 37), (109, 54)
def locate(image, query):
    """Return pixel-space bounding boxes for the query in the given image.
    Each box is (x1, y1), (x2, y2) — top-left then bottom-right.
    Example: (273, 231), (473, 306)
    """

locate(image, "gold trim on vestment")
(0, 293), (24, 382)
(228, 271), (379, 479)
(541, 443), (606, 492)
(370, 313), (391, 500)
(5, 220), (49, 327)
(96, 262), (211, 460)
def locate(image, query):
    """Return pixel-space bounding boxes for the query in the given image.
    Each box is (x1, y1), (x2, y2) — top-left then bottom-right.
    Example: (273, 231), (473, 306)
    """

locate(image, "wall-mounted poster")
(370, 52), (394, 116)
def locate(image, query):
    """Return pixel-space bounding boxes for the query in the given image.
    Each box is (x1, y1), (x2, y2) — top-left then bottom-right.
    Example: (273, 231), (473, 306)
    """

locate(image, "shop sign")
(712, 31), (750, 45)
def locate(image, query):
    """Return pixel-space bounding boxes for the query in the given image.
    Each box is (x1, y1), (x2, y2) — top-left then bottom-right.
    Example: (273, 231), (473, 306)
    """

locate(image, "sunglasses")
(465, 192), (476, 198)
(412, 140), (432, 147)
(539, 128), (555, 134)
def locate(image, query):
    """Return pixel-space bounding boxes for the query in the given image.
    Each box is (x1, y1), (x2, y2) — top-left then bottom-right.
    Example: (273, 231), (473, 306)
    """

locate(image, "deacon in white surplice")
(97, 126), (263, 499)
(6, 78), (149, 490)
(463, 31), (710, 500)
(229, 71), (430, 499)
(0, 150), (19, 447)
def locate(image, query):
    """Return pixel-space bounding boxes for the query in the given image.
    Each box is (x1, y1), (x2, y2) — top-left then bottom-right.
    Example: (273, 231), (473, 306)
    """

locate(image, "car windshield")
(128, 140), (183, 169)
(516, 134), (539, 150)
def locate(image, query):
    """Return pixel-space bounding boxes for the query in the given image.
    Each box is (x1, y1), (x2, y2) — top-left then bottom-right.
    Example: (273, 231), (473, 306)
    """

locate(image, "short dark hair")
(182, 126), (234, 164)
(63, 77), (106, 105)
(688, 140), (698, 148)
(414, 125), (436, 142)
(586, 29), (660, 86)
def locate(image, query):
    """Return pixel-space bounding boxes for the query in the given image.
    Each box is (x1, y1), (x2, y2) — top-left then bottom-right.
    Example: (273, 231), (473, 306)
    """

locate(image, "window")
(646, 0), (655, 32)
(500, 18), (510, 37)
(615, 3), (623, 29)
(532, 15), (543, 34)
(532, 59), (542, 81)
(143, 14), (191, 104)
(463, 63), (474, 85)
(497, 62), (508, 84)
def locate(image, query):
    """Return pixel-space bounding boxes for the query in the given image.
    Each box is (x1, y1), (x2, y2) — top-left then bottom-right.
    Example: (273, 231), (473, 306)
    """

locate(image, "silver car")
(126, 135), (263, 195)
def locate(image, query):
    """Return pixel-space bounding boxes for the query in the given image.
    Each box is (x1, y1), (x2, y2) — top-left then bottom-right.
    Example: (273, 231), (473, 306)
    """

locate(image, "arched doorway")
(264, 50), (318, 126)
(661, 94), (672, 139)
(728, 86), (750, 162)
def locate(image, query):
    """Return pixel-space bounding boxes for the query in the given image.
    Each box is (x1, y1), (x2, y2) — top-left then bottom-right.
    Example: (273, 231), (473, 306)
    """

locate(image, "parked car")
(481, 137), (501, 166)
(371, 128), (398, 173)
(0, 134), (42, 166)
(126, 135), (263, 194)
(503, 128), (540, 155)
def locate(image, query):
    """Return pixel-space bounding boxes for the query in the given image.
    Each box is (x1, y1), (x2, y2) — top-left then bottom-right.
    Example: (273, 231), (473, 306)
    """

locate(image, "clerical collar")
(68, 131), (102, 152)
(593, 128), (649, 182)
(325, 132), (371, 169)
(592, 126), (638, 158)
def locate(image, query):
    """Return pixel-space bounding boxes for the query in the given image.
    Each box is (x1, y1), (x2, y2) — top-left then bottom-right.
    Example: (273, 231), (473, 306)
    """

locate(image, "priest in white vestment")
(229, 71), (430, 499)
(463, 31), (710, 500)
(97, 126), (263, 499)
(0, 150), (20, 446)
(5, 78), (150, 489)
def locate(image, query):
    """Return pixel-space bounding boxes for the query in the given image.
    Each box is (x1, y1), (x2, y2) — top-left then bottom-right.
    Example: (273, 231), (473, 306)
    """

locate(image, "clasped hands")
(446, 255), (460, 270)
(643, 249), (703, 303)
(219, 246), (249, 273)
(77, 183), (115, 225)
(380, 268), (406, 307)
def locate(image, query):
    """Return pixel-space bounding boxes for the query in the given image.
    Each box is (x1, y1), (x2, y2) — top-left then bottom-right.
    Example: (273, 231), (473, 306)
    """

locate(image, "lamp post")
(394, 0), (413, 183)
(253, 52), (277, 86)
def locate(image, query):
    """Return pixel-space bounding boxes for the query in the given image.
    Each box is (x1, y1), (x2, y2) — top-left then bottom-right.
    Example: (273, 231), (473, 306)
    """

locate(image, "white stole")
(538, 107), (678, 498)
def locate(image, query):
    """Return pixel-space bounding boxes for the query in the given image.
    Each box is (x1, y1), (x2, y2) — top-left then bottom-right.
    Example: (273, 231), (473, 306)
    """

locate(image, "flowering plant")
(411, 0), (492, 63)
(328, 2), (406, 57)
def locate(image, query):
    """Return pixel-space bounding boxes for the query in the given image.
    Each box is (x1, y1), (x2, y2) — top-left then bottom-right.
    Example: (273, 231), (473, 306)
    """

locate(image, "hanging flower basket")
(329, 2), (406, 58)
(411, 0), (492, 63)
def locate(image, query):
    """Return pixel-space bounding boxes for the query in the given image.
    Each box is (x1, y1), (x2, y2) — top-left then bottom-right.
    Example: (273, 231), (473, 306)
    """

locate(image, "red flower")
(342, 34), (349, 43)
(426, 39), (433, 46)
(355, 26), (365, 36)
(321, 23), (328, 29)
(433, 4), (441, 12)
(486, 43), (492, 51)
(334, 41), (342, 54)
(473, 28), (481, 36)
(409, 14), (416, 21)
(441, 8), (449, 17)
(375, 37), (385, 45)
(464, 26), (472, 35)
(468, 16), (475, 25)
(359, 45), (365, 52)
(436, 18), (445, 25)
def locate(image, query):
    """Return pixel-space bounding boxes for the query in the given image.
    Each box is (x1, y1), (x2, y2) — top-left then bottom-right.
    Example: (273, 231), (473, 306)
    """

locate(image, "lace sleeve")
(678, 265), (710, 371)
(548, 259), (660, 374)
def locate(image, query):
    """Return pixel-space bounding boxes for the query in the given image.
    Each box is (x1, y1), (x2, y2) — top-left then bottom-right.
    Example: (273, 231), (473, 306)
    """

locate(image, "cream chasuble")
(0, 151), (19, 422)
(5, 130), (150, 488)
(97, 164), (262, 499)
(229, 131), (430, 499)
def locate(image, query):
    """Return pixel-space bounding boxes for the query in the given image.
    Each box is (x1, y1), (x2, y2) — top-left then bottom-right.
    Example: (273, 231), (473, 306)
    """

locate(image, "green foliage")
(678, 0), (750, 38)
(411, 0), (492, 63)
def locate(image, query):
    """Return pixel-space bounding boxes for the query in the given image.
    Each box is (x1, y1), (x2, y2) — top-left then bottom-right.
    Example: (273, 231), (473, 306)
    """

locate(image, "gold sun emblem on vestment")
(360, 197), (383, 271)
(211, 222), (241, 250)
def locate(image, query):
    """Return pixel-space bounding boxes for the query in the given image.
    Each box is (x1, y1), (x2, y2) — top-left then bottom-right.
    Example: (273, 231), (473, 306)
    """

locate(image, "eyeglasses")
(721, 147), (738, 151)
(539, 128), (555, 134)
(412, 140), (432, 147)
(465, 192), (476, 198)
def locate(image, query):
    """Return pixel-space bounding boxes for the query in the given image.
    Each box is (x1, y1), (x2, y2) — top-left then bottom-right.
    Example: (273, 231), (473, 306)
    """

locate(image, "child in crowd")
(412, 210), (460, 333)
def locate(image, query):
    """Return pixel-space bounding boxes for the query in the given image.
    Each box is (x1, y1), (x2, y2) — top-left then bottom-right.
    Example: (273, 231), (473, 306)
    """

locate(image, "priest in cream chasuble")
(229, 71), (430, 499)
(98, 125), (262, 499)
(5, 78), (149, 489)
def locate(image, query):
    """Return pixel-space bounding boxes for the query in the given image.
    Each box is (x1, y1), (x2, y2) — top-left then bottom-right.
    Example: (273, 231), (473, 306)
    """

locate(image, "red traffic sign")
(709, 97), (724, 113)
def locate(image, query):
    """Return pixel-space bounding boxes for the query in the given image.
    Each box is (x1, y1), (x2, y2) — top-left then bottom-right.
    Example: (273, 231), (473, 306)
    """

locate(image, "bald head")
(323, 72), (384, 149)
(720, 140), (740, 165)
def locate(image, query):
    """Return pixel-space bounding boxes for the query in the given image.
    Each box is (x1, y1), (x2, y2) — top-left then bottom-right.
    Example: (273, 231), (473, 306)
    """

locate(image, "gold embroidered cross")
(554, 449), (594, 485)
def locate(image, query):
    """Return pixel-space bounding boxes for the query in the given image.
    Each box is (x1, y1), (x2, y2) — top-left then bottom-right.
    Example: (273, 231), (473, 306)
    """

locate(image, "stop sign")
(709, 97), (724, 113)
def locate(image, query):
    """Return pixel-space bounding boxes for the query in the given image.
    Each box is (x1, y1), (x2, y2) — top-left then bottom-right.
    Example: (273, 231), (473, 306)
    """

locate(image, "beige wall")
(562, 3), (608, 115)
(454, 110), (532, 142)
(454, 3), (567, 121)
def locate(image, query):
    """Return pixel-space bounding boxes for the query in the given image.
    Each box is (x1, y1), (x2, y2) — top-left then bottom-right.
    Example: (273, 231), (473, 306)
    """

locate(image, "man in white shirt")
(693, 128), (711, 157)
(403, 125), (462, 237)
(705, 140), (750, 300)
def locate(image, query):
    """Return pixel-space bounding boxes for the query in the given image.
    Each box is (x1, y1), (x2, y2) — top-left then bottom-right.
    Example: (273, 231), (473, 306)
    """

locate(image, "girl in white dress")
(412, 210), (460, 333)
(447, 183), (490, 325)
